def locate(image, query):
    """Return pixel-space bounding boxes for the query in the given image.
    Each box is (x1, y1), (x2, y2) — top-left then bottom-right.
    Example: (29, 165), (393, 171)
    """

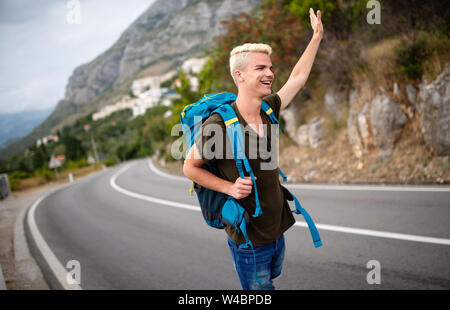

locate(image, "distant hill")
(0, 107), (54, 149)
(0, 0), (262, 160)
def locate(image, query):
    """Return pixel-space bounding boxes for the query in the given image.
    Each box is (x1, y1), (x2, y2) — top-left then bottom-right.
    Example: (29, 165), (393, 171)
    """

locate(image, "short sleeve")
(263, 93), (282, 120)
(193, 113), (228, 166)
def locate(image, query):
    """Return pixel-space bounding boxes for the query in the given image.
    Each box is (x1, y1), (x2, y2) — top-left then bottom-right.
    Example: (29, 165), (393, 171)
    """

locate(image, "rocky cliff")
(276, 60), (450, 184)
(64, 0), (262, 105)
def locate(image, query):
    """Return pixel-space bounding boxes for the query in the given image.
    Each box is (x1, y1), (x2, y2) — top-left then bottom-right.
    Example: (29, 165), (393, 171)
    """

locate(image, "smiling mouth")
(260, 80), (272, 86)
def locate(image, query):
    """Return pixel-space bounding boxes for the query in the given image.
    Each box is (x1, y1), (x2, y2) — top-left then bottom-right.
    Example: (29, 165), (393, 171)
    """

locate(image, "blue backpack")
(180, 92), (322, 250)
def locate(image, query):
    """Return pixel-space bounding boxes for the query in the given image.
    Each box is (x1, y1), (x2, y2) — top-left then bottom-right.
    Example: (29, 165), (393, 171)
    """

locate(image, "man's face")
(239, 52), (274, 98)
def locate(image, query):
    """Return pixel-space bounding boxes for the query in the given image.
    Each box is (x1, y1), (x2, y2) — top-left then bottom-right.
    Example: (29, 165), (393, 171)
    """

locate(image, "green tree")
(286, 0), (335, 24)
(31, 143), (49, 171)
(394, 38), (430, 81)
(174, 71), (199, 106)
(262, 0), (367, 40)
(61, 133), (86, 161)
(166, 71), (200, 136)
(197, 57), (221, 95)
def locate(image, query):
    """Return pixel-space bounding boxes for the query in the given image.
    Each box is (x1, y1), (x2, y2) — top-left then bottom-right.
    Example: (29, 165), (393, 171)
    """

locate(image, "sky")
(0, 0), (155, 114)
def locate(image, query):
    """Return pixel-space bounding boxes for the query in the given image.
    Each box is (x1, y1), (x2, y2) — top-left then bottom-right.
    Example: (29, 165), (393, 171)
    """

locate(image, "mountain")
(65, 0), (262, 105)
(0, 107), (54, 149)
(0, 0), (262, 160)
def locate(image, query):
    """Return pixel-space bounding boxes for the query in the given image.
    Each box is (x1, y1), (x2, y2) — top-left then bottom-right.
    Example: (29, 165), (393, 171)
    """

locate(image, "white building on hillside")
(131, 71), (177, 97)
(132, 88), (168, 117)
(36, 135), (59, 147)
(182, 57), (208, 75)
(92, 59), (207, 122)
(92, 96), (138, 121)
(174, 57), (208, 92)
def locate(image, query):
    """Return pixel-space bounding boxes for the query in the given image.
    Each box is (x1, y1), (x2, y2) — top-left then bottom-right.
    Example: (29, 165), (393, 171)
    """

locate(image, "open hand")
(309, 8), (324, 40)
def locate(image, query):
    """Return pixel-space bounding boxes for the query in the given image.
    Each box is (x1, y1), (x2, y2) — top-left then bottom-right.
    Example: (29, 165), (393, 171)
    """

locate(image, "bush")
(34, 168), (55, 181)
(104, 156), (120, 167)
(286, 0), (335, 25)
(7, 170), (53, 191)
(116, 140), (143, 161)
(394, 38), (430, 81)
(8, 174), (21, 191)
(66, 159), (89, 170)
(9, 170), (31, 179)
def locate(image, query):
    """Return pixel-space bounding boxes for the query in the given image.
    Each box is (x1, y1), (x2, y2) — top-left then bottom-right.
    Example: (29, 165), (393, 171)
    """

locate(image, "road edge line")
(147, 158), (450, 192)
(26, 187), (83, 290)
(111, 164), (199, 212)
(115, 161), (450, 246)
(147, 157), (189, 183)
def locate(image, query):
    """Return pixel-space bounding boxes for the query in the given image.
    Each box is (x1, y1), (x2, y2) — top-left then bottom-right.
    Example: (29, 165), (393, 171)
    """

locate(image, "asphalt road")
(28, 158), (450, 289)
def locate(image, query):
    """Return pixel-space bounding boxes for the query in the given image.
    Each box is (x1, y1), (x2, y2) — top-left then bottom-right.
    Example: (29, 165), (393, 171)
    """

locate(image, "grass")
(10, 164), (105, 193)
(359, 36), (402, 91)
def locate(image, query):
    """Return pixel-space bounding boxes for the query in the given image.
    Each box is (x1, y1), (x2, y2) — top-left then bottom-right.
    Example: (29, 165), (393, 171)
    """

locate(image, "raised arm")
(277, 8), (324, 111)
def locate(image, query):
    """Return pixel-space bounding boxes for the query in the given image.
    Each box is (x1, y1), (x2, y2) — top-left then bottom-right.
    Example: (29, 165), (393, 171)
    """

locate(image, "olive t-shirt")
(194, 93), (295, 247)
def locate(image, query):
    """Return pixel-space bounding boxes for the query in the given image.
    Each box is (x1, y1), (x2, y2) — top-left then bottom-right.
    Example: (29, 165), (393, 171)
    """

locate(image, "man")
(183, 9), (323, 290)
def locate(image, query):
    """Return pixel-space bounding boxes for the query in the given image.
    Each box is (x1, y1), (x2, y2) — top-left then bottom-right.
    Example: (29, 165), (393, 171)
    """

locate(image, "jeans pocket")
(236, 246), (258, 254)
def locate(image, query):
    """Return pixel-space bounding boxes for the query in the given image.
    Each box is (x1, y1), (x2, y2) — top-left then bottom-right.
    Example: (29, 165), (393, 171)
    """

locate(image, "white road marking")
(26, 168), (111, 290)
(147, 158), (189, 183)
(27, 190), (83, 290)
(293, 222), (450, 246)
(111, 161), (450, 246)
(148, 157), (450, 192)
(286, 183), (450, 192)
(111, 164), (199, 212)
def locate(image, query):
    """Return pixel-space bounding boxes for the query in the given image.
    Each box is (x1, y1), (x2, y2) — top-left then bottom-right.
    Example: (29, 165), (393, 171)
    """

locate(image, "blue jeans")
(227, 234), (286, 290)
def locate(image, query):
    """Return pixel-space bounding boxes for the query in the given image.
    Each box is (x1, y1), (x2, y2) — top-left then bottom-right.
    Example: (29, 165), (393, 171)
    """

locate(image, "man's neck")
(235, 92), (263, 122)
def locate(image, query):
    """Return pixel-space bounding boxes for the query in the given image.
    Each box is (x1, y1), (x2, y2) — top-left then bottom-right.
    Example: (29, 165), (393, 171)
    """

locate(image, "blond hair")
(229, 43), (272, 86)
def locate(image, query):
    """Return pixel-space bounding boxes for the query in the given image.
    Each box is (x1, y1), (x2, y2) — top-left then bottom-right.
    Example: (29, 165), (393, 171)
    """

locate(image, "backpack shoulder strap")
(261, 101), (285, 134)
(212, 104), (244, 178)
(261, 101), (287, 182)
(213, 104), (263, 218)
(282, 186), (322, 248)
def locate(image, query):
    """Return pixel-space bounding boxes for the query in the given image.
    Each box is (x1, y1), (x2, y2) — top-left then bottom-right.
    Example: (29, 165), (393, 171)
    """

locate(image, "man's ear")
(234, 70), (245, 83)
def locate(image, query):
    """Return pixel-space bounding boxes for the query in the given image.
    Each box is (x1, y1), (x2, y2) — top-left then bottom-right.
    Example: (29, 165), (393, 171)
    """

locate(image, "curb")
(13, 188), (60, 290)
